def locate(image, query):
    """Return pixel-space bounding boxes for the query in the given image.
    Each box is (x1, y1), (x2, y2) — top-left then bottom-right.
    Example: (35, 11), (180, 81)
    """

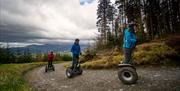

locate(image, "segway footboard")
(118, 64), (136, 70)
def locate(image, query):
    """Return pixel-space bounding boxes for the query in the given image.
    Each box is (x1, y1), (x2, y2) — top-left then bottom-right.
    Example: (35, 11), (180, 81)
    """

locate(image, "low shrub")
(134, 43), (179, 65)
(81, 55), (123, 69)
(80, 49), (96, 63)
(61, 54), (72, 61)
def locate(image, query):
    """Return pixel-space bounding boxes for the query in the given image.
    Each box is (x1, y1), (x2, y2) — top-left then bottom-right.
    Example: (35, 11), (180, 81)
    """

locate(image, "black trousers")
(122, 48), (133, 64)
(48, 61), (52, 67)
(72, 54), (79, 69)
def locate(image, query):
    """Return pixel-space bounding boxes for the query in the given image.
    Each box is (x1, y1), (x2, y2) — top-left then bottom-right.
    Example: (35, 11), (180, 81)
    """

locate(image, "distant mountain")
(10, 44), (88, 54)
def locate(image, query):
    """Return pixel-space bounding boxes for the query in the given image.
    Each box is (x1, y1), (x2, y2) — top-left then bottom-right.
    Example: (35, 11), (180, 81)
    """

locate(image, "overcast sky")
(0, 0), (115, 47)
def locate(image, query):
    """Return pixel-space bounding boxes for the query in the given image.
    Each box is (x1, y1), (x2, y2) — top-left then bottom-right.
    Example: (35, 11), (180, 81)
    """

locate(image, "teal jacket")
(123, 28), (137, 49)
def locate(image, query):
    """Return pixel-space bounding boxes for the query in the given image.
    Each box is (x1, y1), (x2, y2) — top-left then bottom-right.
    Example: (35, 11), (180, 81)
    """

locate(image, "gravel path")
(25, 63), (180, 91)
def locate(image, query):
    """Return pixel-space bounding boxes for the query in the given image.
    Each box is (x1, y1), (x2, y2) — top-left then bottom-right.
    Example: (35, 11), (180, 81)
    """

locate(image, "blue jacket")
(123, 28), (137, 49)
(71, 43), (81, 55)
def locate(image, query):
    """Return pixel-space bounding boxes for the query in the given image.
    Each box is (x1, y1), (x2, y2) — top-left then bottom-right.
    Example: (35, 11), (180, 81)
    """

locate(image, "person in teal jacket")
(71, 39), (81, 68)
(122, 23), (137, 64)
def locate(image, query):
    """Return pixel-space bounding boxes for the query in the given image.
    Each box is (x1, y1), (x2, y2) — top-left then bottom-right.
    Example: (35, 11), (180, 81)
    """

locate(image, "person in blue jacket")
(122, 23), (137, 64)
(71, 38), (81, 68)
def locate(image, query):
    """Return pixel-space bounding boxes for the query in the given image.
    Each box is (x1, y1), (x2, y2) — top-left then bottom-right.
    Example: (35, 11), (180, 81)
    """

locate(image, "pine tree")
(96, 0), (111, 45)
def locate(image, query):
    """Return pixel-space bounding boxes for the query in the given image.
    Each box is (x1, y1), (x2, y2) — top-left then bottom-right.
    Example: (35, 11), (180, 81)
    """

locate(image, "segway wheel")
(45, 66), (48, 72)
(78, 68), (83, 75)
(52, 65), (55, 71)
(118, 67), (138, 84)
(66, 67), (73, 78)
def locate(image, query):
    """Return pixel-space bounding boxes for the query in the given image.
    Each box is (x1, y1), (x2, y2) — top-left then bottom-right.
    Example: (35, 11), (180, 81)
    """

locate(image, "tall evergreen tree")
(97, 0), (111, 45)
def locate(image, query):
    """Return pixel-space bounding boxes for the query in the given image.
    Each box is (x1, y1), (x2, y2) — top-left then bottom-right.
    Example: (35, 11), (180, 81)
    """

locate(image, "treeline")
(0, 46), (33, 63)
(35, 52), (72, 62)
(96, 0), (180, 49)
(0, 45), (72, 64)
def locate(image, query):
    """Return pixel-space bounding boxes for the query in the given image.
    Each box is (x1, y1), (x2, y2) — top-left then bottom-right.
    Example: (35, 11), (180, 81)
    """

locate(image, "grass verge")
(0, 61), (63, 91)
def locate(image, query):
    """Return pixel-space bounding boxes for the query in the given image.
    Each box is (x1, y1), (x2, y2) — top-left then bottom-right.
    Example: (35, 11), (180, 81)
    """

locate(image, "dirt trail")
(25, 63), (180, 91)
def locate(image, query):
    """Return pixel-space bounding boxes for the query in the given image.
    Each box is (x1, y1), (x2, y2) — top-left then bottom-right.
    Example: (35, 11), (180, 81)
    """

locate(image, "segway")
(45, 64), (55, 72)
(66, 60), (83, 78)
(118, 63), (138, 84)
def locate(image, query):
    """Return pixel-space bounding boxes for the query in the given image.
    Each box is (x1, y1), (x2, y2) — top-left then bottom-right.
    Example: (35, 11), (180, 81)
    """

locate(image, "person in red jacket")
(48, 51), (54, 67)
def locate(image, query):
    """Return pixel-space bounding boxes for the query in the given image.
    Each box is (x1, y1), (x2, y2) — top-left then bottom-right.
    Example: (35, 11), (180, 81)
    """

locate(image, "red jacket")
(48, 53), (54, 61)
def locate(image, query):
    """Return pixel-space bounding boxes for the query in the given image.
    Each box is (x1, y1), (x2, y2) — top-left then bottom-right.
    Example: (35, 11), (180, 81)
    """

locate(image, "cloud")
(0, 0), (98, 46)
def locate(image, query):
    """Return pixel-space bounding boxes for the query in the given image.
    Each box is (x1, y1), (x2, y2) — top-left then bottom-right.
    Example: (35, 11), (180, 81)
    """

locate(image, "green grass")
(0, 61), (65, 91)
(0, 62), (47, 91)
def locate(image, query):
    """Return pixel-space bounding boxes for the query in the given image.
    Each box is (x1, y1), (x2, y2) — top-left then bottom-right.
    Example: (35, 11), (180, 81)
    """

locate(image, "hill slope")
(80, 35), (180, 69)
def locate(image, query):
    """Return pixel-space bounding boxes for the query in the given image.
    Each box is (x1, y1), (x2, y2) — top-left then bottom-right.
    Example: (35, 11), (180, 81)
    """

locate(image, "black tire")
(52, 65), (55, 71)
(78, 68), (83, 75)
(118, 67), (138, 84)
(45, 66), (48, 72)
(66, 67), (73, 78)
